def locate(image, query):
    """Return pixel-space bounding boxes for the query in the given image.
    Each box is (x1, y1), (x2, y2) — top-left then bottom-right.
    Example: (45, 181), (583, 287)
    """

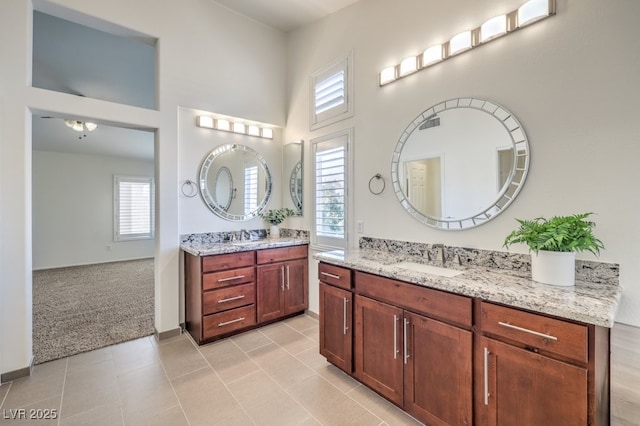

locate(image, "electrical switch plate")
(357, 220), (364, 234)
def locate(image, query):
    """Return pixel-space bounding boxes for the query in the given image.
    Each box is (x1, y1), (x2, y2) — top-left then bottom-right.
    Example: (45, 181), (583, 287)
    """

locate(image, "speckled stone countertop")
(315, 249), (622, 328)
(181, 237), (309, 257)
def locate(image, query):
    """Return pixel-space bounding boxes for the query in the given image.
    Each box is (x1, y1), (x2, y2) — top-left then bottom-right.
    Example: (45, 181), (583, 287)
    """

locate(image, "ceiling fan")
(40, 116), (98, 139)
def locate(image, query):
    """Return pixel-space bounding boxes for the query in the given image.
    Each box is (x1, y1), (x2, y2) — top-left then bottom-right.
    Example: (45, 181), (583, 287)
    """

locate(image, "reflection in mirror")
(200, 144), (272, 221)
(283, 141), (303, 215)
(391, 98), (529, 230)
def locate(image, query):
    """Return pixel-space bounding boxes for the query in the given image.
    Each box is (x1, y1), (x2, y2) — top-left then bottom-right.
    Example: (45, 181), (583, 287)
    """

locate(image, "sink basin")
(229, 239), (266, 246)
(392, 261), (465, 277)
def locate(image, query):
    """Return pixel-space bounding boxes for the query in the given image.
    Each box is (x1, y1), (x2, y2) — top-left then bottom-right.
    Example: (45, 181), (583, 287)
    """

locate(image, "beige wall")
(285, 0), (640, 326)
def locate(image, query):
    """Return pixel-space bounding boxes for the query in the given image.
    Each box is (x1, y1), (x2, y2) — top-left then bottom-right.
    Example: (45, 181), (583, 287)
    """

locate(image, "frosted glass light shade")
(480, 15), (507, 42)
(84, 122), (98, 132)
(449, 31), (472, 55)
(216, 119), (231, 131)
(248, 125), (260, 136)
(196, 116), (214, 128)
(518, 0), (550, 27)
(262, 128), (273, 139)
(380, 66), (396, 85)
(232, 122), (246, 134)
(399, 56), (417, 76)
(422, 45), (443, 67)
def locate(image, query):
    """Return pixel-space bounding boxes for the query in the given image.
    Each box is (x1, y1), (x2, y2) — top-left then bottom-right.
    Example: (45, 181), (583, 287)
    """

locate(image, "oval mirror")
(199, 144), (272, 221)
(391, 98), (530, 230)
(283, 140), (303, 215)
(289, 160), (303, 213)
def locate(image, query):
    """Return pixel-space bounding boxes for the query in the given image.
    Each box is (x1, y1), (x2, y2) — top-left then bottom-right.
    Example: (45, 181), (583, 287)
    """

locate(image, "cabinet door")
(354, 295), (404, 406)
(319, 283), (352, 373)
(476, 336), (588, 426)
(404, 311), (472, 426)
(284, 258), (308, 315)
(256, 263), (285, 323)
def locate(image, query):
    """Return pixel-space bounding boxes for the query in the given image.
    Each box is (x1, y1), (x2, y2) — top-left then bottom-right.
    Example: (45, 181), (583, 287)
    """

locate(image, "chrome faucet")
(431, 244), (445, 265)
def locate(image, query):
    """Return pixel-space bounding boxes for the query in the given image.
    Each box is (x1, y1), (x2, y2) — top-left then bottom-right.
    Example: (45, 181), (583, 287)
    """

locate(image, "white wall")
(285, 0), (640, 325)
(0, 0), (286, 377)
(32, 150), (154, 269)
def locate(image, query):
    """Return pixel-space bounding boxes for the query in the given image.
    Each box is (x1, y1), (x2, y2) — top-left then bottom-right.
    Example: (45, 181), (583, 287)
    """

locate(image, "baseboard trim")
(305, 310), (319, 320)
(1, 357), (34, 383)
(154, 327), (182, 341)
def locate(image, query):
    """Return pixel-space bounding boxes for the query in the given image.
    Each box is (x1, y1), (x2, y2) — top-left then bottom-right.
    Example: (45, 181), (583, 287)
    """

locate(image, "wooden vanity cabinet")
(318, 263), (353, 373)
(185, 251), (257, 345)
(256, 245), (308, 323)
(354, 272), (473, 426)
(475, 301), (609, 426)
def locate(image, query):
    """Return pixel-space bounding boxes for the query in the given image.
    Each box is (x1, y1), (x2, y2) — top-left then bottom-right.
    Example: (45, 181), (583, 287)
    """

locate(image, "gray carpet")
(32, 258), (155, 364)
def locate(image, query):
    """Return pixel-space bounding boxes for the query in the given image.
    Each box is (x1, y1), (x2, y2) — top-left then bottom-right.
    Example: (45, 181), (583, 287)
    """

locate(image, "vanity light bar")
(196, 115), (274, 139)
(379, 0), (556, 86)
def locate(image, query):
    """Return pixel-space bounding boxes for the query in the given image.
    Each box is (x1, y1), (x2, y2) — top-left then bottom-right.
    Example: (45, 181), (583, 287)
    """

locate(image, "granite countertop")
(181, 237), (309, 256)
(315, 249), (622, 328)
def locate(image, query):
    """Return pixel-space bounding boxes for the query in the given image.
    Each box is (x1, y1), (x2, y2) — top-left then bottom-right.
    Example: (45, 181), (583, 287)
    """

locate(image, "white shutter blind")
(114, 176), (154, 240)
(314, 70), (345, 115)
(244, 166), (258, 214)
(310, 53), (353, 130)
(315, 138), (346, 246)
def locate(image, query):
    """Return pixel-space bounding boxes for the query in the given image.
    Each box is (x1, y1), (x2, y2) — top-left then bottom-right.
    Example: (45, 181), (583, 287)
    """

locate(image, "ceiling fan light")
(84, 122), (98, 132)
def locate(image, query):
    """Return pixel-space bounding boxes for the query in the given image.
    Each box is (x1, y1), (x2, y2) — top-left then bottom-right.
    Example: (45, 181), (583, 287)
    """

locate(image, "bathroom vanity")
(316, 247), (621, 426)
(182, 238), (309, 345)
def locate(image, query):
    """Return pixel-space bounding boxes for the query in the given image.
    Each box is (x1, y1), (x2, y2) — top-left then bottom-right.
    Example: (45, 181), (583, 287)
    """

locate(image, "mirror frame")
(199, 144), (272, 221)
(213, 166), (233, 212)
(391, 97), (530, 230)
(289, 160), (303, 214)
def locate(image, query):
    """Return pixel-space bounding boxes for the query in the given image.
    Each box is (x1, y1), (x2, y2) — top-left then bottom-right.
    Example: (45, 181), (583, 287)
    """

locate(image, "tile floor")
(0, 315), (638, 425)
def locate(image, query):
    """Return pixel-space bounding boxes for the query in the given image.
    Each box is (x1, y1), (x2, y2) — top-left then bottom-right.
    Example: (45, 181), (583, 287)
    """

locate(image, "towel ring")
(182, 179), (198, 198)
(368, 173), (385, 195)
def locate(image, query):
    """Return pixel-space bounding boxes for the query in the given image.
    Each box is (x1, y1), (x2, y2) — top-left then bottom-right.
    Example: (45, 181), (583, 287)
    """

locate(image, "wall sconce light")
(196, 115), (275, 140)
(379, 0), (556, 86)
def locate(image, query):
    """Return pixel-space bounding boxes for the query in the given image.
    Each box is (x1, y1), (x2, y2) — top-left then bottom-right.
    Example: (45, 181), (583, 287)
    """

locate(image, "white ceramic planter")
(269, 225), (280, 239)
(531, 250), (576, 286)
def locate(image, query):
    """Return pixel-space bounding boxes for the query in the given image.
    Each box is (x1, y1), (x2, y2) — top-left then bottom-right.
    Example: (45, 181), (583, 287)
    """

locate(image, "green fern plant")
(259, 208), (296, 225)
(503, 213), (604, 255)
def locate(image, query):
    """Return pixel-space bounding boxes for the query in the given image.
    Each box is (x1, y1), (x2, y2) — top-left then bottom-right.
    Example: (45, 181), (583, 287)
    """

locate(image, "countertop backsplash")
(181, 228), (310, 244)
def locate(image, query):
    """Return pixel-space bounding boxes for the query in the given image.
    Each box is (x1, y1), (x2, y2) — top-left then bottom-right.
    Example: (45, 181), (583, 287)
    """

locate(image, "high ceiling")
(213, 0), (362, 32)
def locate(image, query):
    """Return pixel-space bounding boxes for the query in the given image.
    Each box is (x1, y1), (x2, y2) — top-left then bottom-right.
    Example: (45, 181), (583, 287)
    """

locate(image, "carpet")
(32, 258), (155, 364)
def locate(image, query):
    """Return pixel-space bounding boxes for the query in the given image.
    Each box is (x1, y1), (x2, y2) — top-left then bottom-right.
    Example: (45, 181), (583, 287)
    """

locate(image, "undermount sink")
(229, 239), (266, 245)
(391, 261), (465, 278)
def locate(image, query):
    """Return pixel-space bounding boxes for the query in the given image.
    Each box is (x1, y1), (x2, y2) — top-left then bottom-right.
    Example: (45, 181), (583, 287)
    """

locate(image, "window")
(244, 165), (258, 214)
(313, 129), (352, 249)
(310, 52), (354, 130)
(114, 176), (154, 241)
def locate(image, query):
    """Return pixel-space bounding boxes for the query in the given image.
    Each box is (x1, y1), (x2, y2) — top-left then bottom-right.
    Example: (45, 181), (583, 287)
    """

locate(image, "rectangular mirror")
(283, 140), (303, 215)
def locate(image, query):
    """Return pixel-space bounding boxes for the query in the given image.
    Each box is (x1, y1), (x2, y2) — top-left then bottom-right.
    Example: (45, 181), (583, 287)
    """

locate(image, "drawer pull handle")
(286, 265), (290, 290)
(218, 317), (245, 327)
(281, 266), (285, 291)
(393, 315), (399, 360)
(343, 298), (349, 335)
(484, 347), (490, 405)
(403, 318), (410, 365)
(320, 272), (341, 280)
(217, 275), (246, 283)
(498, 321), (558, 341)
(217, 295), (246, 304)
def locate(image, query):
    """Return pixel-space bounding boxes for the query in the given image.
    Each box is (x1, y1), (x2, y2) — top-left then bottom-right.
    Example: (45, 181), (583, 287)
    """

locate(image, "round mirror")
(199, 144), (272, 221)
(391, 98), (529, 230)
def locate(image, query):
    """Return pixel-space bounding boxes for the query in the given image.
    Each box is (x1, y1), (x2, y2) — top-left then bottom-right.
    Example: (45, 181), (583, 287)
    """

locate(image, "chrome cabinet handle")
(393, 315), (399, 360)
(498, 321), (558, 341)
(218, 317), (245, 327)
(320, 272), (341, 280)
(281, 266), (285, 291)
(484, 347), (490, 405)
(403, 318), (410, 364)
(286, 264), (290, 290)
(217, 294), (246, 304)
(217, 275), (245, 282)
(343, 298), (349, 335)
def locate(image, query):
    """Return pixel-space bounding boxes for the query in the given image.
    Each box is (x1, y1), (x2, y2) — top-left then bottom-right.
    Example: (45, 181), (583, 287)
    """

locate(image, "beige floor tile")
(301, 325), (320, 343)
(199, 339), (259, 384)
(259, 323), (316, 355)
(142, 405), (189, 426)
(59, 403), (124, 426)
(287, 375), (382, 425)
(295, 347), (331, 371)
(110, 336), (159, 375)
(348, 384), (424, 426)
(282, 314), (318, 332)
(231, 329), (273, 353)
(155, 337), (208, 380)
(60, 359), (120, 419)
(227, 370), (314, 425)
(0, 383), (10, 405)
(171, 367), (243, 426)
(0, 396), (62, 426)
(1, 358), (66, 410)
(247, 343), (315, 389)
(66, 346), (112, 372)
(315, 364), (361, 394)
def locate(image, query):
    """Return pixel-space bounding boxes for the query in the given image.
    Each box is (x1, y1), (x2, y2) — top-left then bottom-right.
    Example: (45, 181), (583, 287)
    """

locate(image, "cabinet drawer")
(479, 302), (588, 363)
(203, 283), (255, 315)
(203, 266), (255, 291)
(355, 271), (472, 328)
(318, 262), (352, 290)
(256, 245), (308, 264)
(202, 251), (255, 273)
(202, 305), (256, 339)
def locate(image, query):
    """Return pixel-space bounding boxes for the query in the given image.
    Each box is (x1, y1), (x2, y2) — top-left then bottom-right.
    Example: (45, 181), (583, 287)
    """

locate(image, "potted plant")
(503, 213), (604, 286)
(259, 208), (295, 239)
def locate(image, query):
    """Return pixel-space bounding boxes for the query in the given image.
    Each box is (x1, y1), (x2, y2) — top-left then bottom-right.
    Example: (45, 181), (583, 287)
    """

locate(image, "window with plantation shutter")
(114, 176), (154, 241)
(244, 165), (258, 214)
(310, 52), (353, 130)
(313, 129), (352, 249)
